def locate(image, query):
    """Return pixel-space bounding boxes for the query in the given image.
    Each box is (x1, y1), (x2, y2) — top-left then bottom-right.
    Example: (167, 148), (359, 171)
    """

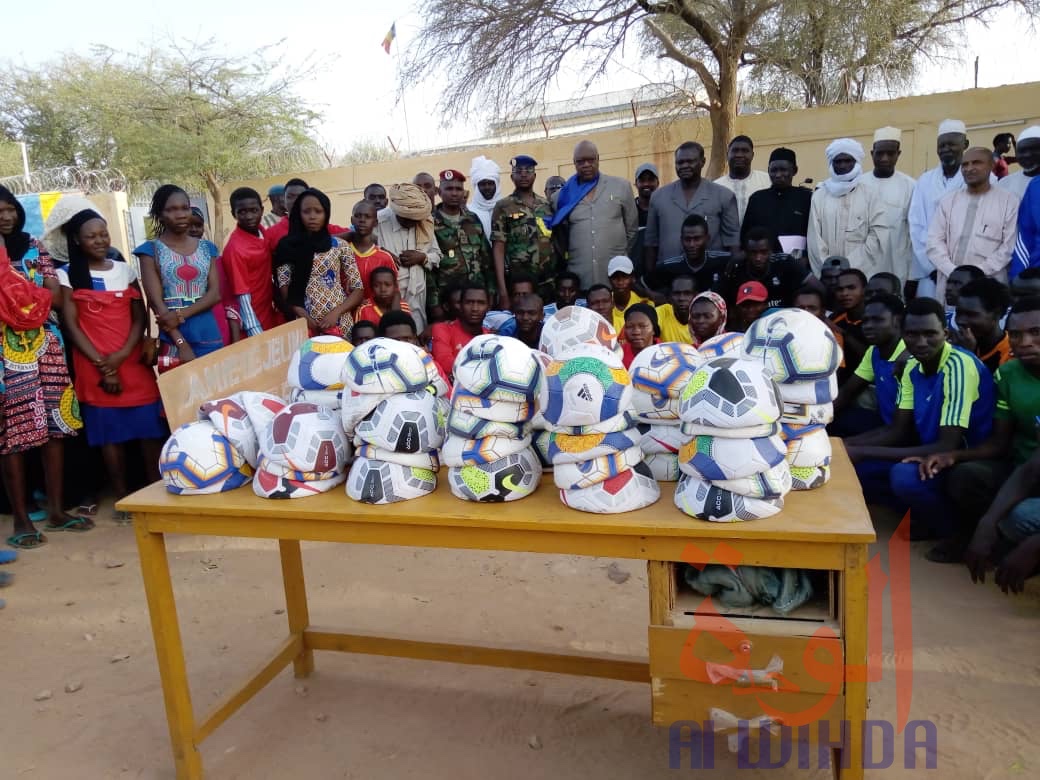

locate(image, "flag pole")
(395, 33), (413, 152)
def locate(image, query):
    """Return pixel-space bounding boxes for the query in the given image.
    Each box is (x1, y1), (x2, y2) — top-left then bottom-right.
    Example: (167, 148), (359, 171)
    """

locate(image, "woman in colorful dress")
(0, 186), (88, 549)
(274, 188), (364, 338)
(47, 202), (167, 524)
(135, 185), (227, 371)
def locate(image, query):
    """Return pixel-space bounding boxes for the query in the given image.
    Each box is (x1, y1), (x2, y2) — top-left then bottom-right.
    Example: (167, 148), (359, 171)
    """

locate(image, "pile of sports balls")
(539, 307), (659, 514)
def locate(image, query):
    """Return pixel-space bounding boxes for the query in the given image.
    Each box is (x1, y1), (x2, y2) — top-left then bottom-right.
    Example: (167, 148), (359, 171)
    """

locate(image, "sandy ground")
(3, 503), (1040, 780)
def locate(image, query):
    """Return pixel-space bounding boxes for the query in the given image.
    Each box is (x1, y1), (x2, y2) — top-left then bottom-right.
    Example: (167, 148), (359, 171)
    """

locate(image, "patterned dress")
(277, 238), (363, 338)
(0, 238), (81, 455)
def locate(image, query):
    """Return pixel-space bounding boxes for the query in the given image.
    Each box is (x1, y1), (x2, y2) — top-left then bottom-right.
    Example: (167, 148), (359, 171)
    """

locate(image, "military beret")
(439, 169), (466, 182)
(510, 155), (538, 168)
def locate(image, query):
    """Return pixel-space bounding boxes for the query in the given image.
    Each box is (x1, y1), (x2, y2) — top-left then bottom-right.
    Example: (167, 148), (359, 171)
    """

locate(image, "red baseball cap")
(439, 169), (467, 182)
(736, 281), (769, 304)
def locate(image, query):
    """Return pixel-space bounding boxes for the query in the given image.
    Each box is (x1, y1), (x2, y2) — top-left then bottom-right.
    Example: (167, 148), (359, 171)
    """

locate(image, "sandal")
(7, 531), (47, 549)
(45, 516), (95, 533)
(77, 502), (99, 517)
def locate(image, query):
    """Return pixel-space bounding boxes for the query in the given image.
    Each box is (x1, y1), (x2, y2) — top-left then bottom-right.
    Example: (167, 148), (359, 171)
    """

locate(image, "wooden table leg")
(135, 522), (202, 780)
(278, 539), (314, 678)
(838, 544), (869, 780)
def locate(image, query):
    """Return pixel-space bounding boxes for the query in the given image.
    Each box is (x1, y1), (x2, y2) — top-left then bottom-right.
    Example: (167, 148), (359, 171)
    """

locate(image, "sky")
(3, 1), (1038, 161)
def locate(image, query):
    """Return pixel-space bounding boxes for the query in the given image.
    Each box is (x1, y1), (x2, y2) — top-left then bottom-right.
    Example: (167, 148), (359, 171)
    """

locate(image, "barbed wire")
(0, 166), (129, 195)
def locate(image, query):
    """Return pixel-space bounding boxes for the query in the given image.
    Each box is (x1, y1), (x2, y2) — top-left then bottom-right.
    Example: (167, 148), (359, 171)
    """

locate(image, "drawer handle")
(706, 653), (783, 690)
(709, 707), (783, 753)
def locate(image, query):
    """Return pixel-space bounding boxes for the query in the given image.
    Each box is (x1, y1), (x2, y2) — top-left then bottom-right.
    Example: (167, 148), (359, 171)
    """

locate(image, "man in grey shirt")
(644, 141), (740, 273)
(550, 140), (638, 289)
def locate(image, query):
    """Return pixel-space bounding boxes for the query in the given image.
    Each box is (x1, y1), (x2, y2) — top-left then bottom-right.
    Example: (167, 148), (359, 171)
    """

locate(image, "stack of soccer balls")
(253, 400), (351, 498)
(287, 335), (353, 410)
(343, 338), (447, 504)
(538, 307), (658, 514)
(629, 342), (704, 481)
(442, 334), (543, 502)
(674, 356), (791, 521)
(742, 309), (842, 490)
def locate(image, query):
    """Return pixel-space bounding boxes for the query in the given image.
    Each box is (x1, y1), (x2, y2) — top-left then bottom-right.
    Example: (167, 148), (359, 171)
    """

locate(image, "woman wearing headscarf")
(275, 188), (363, 338)
(468, 155), (502, 236)
(45, 200), (166, 523)
(806, 138), (889, 278)
(687, 291), (728, 348)
(0, 186), (87, 549)
(621, 302), (661, 368)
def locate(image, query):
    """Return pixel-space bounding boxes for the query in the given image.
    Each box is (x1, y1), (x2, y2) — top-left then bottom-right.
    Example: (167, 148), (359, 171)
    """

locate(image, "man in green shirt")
(432, 169), (494, 322)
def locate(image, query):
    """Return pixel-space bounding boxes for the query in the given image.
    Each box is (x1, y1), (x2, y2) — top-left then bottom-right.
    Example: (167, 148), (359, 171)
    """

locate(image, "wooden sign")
(158, 319), (309, 430)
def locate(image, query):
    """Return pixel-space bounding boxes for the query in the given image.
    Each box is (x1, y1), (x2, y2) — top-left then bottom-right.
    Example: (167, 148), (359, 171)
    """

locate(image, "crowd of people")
(2, 117), (1040, 602)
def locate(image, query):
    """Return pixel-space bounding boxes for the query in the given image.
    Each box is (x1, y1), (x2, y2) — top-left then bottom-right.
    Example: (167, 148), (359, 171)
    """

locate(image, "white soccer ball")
(448, 447), (542, 502)
(780, 420), (828, 442)
(239, 392), (287, 439)
(440, 434), (532, 467)
(532, 429), (553, 471)
(777, 374), (840, 405)
(198, 393), (260, 468)
(714, 460), (793, 499)
(545, 426), (646, 464)
(640, 422), (686, 455)
(354, 391), (447, 453)
(674, 474), (784, 522)
(560, 463), (660, 514)
(678, 433), (788, 481)
(742, 309), (842, 392)
(452, 334), (542, 404)
(347, 457), (437, 504)
(260, 402), (349, 473)
(629, 342), (704, 422)
(547, 409), (637, 436)
(786, 427), (833, 468)
(255, 455), (344, 483)
(539, 343), (633, 428)
(789, 464), (832, 490)
(287, 335), (352, 391)
(781, 401), (834, 425)
(447, 408), (531, 440)
(344, 337), (430, 394)
(355, 442), (439, 469)
(451, 388), (536, 423)
(552, 445), (644, 490)
(341, 390), (391, 434)
(697, 332), (744, 358)
(678, 356), (782, 429)
(538, 305), (620, 358)
(681, 420), (781, 439)
(252, 463), (346, 499)
(159, 421), (253, 495)
(289, 387), (342, 411)
(644, 452), (681, 482)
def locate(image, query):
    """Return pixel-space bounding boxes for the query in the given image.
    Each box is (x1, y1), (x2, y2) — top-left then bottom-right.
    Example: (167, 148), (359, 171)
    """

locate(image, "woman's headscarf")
(42, 194), (99, 263)
(62, 209), (107, 291)
(387, 183), (434, 247)
(467, 155), (502, 235)
(0, 185), (31, 264)
(688, 291), (728, 347)
(274, 188), (333, 308)
(821, 138), (865, 197)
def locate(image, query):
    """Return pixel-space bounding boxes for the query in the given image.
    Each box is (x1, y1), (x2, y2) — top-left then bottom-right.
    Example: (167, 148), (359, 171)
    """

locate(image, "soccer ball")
(440, 434), (532, 467)
(451, 388), (535, 423)
(540, 343), (633, 428)
(698, 332), (744, 358)
(681, 420), (781, 439)
(546, 425), (646, 464)
(547, 410), (637, 436)
(742, 309), (842, 391)
(786, 427), (832, 468)
(539, 305), (619, 358)
(448, 447), (542, 502)
(344, 337), (430, 394)
(447, 408), (531, 440)
(239, 392), (287, 438)
(355, 391), (447, 453)
(347, 458), (437, 504)
(678, 357), (782, 429)
(781, 401), (834, 425)
(780, 419), (828, 441)
(289, 387), (343, 411)
(198, 393), (260, 468)
(252, 463), (346, 499)
(160, 421), (253, 495)
(640, 422), (686, 455)
(355, 442), (439, 469)
(678, 433), (788, 481)
(777, 374), (840, 405)
(341, 390), (391, 434)
(532, 429), (553, 470)
(714, 460), (793, 500)
(644, 452), (680, 482)
(452, 334), (542, 404)
(260, 403), (349, 473)
(420, 350), (450, 397)
(287, 335), (352, 391)
(789, 464), (831, 490)
(552, 445), (644, 490)
(629, 342), (703, 422)
(255, 455), (343, 483)
(674, 474), (784, 522)
(560, 462), (660, 513)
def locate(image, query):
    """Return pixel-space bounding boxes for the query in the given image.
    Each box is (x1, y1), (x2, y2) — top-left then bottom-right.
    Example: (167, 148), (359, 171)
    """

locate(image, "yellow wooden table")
(118, 441), (875, 779)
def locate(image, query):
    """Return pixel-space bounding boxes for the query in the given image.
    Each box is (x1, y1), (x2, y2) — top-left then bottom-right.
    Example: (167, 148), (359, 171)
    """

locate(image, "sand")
(3, 505), (1039, 779)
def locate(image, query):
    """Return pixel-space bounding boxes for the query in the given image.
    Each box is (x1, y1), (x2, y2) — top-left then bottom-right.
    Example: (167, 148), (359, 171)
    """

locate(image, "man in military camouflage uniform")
(431, 168), (495, 322)
(491, 155), (556, 311)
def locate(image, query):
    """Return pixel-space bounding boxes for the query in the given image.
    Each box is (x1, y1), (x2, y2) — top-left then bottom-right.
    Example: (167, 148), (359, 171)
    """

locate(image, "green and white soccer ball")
(677, 433), (788, 481)
(346, 457), (438, 504)
(678, 357), (782, 429)
(552, 445), (644, 490)
(545, 425), (646, 464)
(547, 409), (637, 436)
(452, 334), (542, 404)
(539, 343), (633, 428)
(674, 474), (784, 522)
(789, 464), (832, 490)
(447, 447), (542, 502)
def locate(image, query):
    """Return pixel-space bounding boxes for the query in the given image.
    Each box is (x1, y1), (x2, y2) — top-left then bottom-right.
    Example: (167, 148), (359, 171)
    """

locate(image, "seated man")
(351, 319), (377, 347)
(542, 271), (585, 318)
(832, 293), (908, 436)
(734, 281), (769, 332)
(513, 293), (544, 348)
(655, 275), (696, 344)
(722, 226), (813, 309)
(586, 284), (614, 326)
(951, 277), (1012, 373)
(646, 214), (729, 295)
(943, 264), (985, 331)
(846, 297), (995, 541)
(607, 256), (652, 335)
(379, 310), (450, 387)
(431, 281), (490, 382)
(484, 273), (537, 335)
(355, 266), (411, 327)
(830, 268), (869, 382)
(793, 286), (845, 355)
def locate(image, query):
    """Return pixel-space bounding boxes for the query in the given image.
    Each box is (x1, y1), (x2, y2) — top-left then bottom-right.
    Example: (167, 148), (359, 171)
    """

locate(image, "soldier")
(491, 154), (556, 310)
(431, 168), (494, 323)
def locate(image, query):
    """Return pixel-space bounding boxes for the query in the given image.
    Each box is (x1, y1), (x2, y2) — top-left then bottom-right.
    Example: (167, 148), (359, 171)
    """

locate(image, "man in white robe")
(467, 155), (502, 236)
(862, 126), (915, 286)
(998, 125), (1040, 201)
(926, 147), (1019, 303)
(807, 138), (889, 277)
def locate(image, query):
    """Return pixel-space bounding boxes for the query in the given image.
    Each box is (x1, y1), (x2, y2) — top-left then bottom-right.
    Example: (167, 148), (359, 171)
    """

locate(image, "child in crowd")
(348, 200), (398, 305)
(274, 188), (364, 338)
(586, 284), (614, 325)
(952, 278), (1012, 373)
(655, 275), (695, 344)
(830, 269), (868, 382)
(607, 256), (651, 336)
(378, 309), (421, 345)
(222, 187), (284, 336)
(356, 266), (412, 326)
(351, 320), (376, 346)
(542, 271), (585, 318)
(483, 274), (536, 336)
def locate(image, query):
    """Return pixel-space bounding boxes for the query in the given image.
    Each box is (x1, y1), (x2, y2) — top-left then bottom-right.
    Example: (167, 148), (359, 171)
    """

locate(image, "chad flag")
(382, 23), (396, 54)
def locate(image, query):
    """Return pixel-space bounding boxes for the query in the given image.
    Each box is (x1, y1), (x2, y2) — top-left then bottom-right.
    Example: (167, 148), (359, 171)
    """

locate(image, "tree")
(404, 0), (1038, 178)
(0, 40), (320, 235)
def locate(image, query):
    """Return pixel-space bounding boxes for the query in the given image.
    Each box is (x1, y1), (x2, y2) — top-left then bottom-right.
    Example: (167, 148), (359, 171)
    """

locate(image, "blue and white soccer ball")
(532, 429), (553, 471)
(447, 408), (531, 440)
(287, 335), (352, 391)
(552, 445), (645, 490)
(260, 403), (349, 474)
(697, 332), (744, 358)
(344, 337), (430, 394)
(347, 457), (437, 504)
(539, 343), (633, 428)
(355, 391), (447, 453)
(714, 460), (793, 500)
(448, 447), (542, 502)
(160, 421), (253, 495)
(440, 434), (532, 467)
(451, 388), (536, 423)
(678, 433), (788, 481)
(538, 305), (620, 359)
(785, 427), (832, 468)
(199, 393), (260, 468)
(629, 342), (704, 422)
(545, 425), (646, 464)
(560, 462), (660, 514)
(452, 334), (542, 404)
(674, 474), (784, 522)
(742, 309), (842, 400)
(678, 357), (782, 430)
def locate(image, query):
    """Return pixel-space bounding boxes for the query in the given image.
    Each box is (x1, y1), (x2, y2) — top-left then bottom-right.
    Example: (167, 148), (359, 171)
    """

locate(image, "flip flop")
(7, 531), (47, 549)
(45, 516), (94, 533)
(0, 571), (13, 587)
(0, 550), (17, 564)
(77, 503), (99, 517)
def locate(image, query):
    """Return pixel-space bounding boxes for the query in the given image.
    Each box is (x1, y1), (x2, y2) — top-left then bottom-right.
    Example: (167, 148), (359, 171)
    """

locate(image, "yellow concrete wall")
(218, 82), (1040, 242)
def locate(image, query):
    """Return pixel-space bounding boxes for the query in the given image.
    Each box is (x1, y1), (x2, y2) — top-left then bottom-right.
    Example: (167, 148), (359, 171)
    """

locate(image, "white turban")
(1019, 126), (1040, 143)
(822, 138), (865, 197)
(467, 155), (502, 235)
(938, 118), (967, 137)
